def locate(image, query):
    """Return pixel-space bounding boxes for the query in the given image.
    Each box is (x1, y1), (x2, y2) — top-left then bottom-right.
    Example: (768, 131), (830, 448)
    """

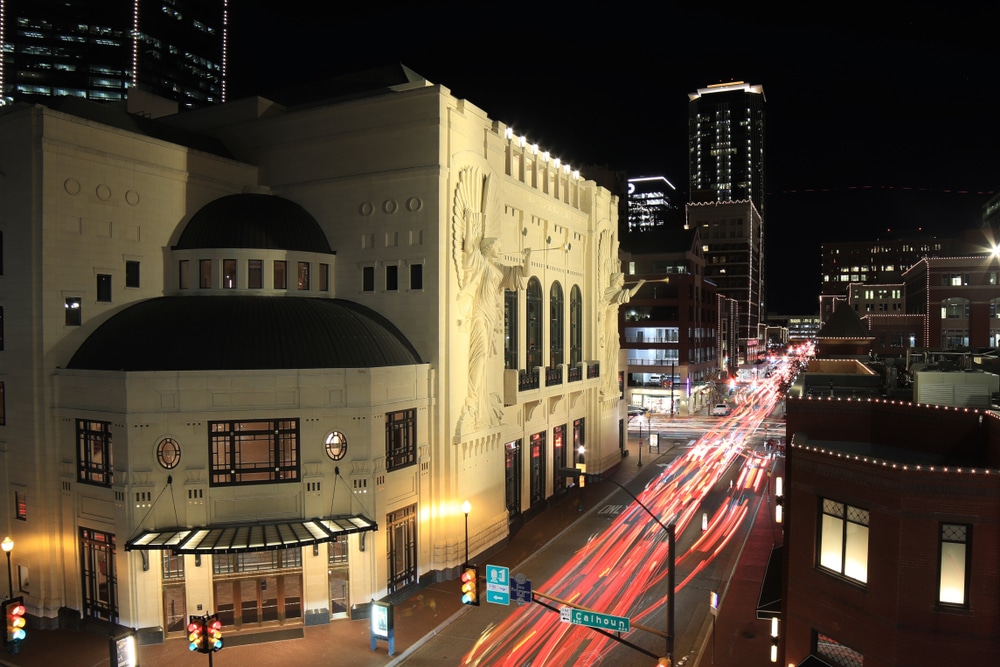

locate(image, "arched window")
(549, 281), (564, 367)
(526, 277), (542, 370)
(570, 285), (583, 365)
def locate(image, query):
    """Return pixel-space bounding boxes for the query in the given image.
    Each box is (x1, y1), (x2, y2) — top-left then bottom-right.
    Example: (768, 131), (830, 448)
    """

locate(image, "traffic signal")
(206, 613), (223, 652)
(4, 596), (27, 645)
(187, 615), (206, 652)
(656, 658), (671, 666)
(460, 564), (479, 606)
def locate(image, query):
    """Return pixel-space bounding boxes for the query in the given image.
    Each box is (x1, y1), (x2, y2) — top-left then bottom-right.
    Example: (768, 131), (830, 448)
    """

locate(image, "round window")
(325, 431), (347, 460)
(157, 438), (181, 469)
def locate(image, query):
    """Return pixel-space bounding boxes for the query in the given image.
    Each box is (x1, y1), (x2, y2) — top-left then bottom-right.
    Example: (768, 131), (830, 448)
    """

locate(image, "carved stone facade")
(0, 71), (624, 635)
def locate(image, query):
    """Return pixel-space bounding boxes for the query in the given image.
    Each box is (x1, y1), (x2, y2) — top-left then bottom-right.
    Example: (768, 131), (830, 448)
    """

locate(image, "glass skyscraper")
(0, 0), (227, 109)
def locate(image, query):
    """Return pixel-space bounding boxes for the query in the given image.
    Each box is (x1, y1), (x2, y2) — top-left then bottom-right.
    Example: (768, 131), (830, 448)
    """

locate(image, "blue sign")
(511, 575), (532, 605)
(485, 564), (510, 605)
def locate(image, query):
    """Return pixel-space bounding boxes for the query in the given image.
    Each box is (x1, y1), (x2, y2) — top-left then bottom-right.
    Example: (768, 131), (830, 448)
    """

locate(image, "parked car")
(711, 403), (731, 416)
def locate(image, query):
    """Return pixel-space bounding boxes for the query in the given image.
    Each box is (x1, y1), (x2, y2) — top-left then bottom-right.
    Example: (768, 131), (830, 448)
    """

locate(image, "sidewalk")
(0, 428), (783, 667)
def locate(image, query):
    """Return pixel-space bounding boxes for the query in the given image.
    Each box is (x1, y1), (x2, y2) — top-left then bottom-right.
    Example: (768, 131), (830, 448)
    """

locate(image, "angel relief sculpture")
(597, 230), (644, 396)
(453, 166), (531, 429)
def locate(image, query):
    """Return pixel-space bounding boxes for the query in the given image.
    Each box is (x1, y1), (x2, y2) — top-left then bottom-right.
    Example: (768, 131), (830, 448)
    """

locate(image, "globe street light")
(1, 536), (13, 599)
(461, 500), (471, 565)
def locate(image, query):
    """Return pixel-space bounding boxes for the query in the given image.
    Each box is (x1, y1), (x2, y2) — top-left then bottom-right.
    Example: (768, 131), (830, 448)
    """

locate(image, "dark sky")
(228, 4), (1000, 314)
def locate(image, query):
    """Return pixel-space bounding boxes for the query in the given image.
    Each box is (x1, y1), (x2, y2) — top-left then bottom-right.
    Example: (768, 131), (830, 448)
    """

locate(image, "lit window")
(939, 523), (969, 605)
(15, 489), (26, 521)
(324, 431), (347, 461)
(77, 419), (113, 487)
(385, 409), (416, 471)
(819, 498), (868, 584)
(297, 262), (310, 290)
(209, 419), (299, 486)
(65, 297), (82, 326)
(156, 438), (181, 470)
(223, 259), (236, 289)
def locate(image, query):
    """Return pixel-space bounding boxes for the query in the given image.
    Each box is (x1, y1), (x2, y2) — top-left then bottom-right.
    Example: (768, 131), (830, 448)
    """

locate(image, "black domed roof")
(176, 194), (332, 253)
(67, 296), (421, 371)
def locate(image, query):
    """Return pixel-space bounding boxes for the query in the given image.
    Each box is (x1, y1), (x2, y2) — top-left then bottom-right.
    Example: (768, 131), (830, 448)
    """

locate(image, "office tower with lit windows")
(626, 175), (677, 232)
(688, 81), (766, 211)
(0, 0), (227, 109)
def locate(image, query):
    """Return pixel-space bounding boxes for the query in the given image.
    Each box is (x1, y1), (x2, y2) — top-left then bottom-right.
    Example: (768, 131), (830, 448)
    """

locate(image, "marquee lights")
(504, 126), (579, 179)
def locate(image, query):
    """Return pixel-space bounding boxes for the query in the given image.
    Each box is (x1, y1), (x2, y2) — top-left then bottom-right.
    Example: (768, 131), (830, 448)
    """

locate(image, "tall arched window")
(570, 285), (582, 365)
(526, 277), (542, 370)
(549, 281), (564, 367)
(504, 289), (518, 370)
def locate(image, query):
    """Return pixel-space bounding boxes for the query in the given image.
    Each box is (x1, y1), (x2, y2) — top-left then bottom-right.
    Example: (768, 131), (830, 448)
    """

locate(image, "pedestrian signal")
(461, 564), (479, 606)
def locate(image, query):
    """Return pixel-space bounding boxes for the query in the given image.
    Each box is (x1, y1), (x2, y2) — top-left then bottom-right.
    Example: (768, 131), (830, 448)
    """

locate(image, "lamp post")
(582, 473), (674, 661)
(637, 415), (644, 468)
(461, 500), (471, 565)
(1, 536), (13, 599)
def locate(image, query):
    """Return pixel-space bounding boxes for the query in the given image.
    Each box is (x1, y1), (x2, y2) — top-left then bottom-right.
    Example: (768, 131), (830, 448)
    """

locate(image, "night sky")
(228, 4), (1000, 314)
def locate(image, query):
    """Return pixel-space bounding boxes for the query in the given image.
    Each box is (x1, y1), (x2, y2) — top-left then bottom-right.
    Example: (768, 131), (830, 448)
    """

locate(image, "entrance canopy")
(125, 516), (376, 555)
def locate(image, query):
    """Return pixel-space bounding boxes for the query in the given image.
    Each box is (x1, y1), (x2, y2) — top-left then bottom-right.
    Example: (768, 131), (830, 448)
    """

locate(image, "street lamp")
(461, 500), (471, 565)
(1, 537), (13, 599)
(581, 473), (675, 661)
(637, 415), (644, 468)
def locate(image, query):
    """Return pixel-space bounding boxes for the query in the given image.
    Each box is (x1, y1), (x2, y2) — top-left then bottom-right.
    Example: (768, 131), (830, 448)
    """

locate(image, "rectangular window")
(815, 632), (863, 667)
(386, 265), (398, 291)
(328, 535), (349, 566)
(65, 297), (82, 326)
(319, 263), (330, 291)
(178, 260), (190, 289)
(248, 260), (263, 289)
(223, 259), (236, 289)
(385, 408), (416, 471)
(410, 263), (423, 290)
(297, 262), (310, 290)
(199, 259), (212, 289)
(97, 274), (112, 302)
(14, 489), (26, 521)
(363, 266), (375, 292)
(161, 552), (185, 580)
(77, 419), (113, 487)
(274, 261), (287, 290)
(386, 504), (417, 594)
(80, 527), (117, 622)
(125, 260), (140, 288)
(939, 523), (969, 605)
(819, 498), (869, 584)
(209, 419), (300, 486)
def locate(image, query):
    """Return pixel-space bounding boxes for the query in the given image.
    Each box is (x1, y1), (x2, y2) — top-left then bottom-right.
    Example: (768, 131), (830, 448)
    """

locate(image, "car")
(627, 405), (649, 417)
(711, 403), (731, 416)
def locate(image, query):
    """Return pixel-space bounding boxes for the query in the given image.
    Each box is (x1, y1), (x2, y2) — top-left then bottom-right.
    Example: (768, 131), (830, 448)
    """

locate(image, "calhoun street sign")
(559, 606), (630, 633)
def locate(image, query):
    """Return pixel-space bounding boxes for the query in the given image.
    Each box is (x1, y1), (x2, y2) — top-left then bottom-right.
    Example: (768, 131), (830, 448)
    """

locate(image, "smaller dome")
(176, 194), (332, 253)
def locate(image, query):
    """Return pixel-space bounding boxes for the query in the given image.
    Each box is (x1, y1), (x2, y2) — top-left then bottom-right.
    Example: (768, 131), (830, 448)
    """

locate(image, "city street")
(399, 375), (787, 666)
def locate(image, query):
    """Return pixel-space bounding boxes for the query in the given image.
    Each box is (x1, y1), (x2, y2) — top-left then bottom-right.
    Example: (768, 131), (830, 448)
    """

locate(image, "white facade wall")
(0, 79), (624, 634)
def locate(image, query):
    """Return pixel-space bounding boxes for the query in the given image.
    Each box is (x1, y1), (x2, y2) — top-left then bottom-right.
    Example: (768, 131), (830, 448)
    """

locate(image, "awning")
(125, 516), (377, 555)
(755, 544), (783, 620)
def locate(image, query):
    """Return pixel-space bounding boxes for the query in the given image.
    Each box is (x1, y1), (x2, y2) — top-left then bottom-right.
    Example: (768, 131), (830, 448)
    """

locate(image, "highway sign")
(485, 564), (510, 605)
(560, 607), (630, 633)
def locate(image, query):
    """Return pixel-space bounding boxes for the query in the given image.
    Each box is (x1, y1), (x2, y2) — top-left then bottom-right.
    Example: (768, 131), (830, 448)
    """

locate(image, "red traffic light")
(460, 564), (479, 606)
(207, 614), (223, 652)
(187, 615), (205, 652)
(5, 597), (27, 644)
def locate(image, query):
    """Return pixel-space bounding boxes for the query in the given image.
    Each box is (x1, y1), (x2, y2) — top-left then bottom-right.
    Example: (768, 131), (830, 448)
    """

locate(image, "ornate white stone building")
(0, 67), (626, 638)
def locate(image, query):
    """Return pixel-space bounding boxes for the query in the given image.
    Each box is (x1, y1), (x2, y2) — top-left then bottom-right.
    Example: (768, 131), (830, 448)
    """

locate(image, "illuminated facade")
(0, 0), (227, 109)
(782, 398), (1000, 665)
(0, 68), (623, 638)
(688, 81), (766, 212)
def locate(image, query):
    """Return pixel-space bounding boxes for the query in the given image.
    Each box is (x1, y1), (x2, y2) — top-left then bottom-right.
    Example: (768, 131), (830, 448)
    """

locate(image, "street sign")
(511, 573), (532, 605)
(485, 564), (510, 605)
(560, 607), (630, 633)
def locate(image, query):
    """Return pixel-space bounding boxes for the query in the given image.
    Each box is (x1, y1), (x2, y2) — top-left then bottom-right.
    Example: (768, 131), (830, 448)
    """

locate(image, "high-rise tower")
(688, 81), (766, 212)
(687, 81), (766, 366)
(0, 0), (227, 109)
